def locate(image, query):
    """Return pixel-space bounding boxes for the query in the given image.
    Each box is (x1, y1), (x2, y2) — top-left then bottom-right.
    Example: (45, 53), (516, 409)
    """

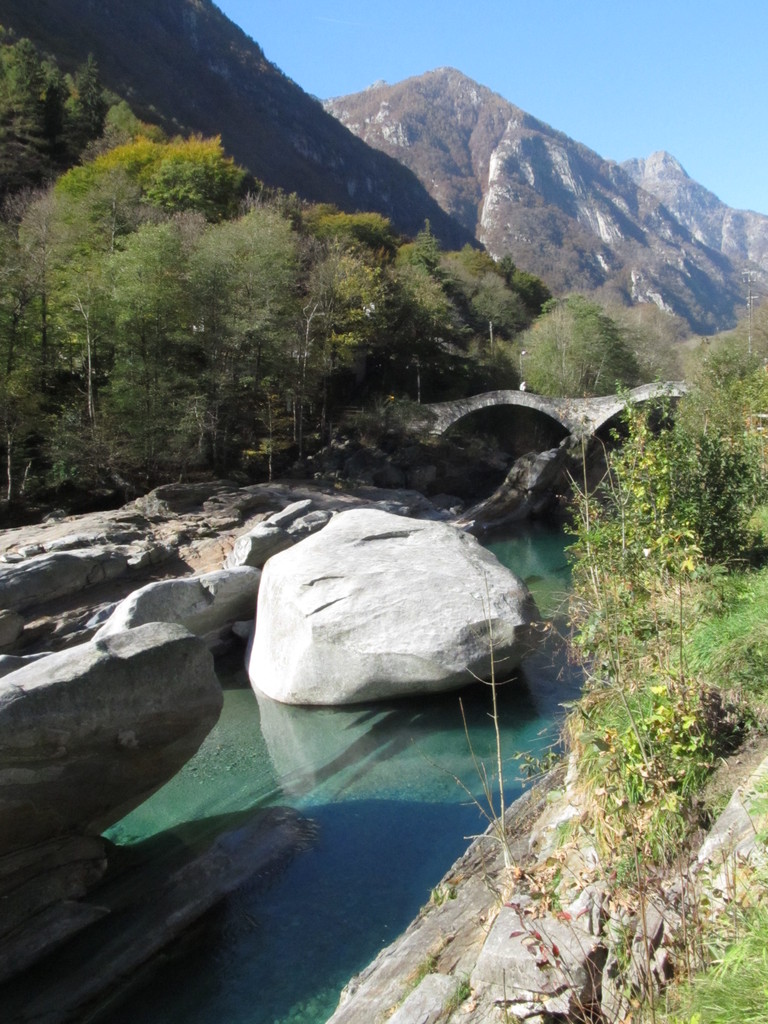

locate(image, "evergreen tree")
(64, 55), (108, 157)
(0, 38), (49, 194)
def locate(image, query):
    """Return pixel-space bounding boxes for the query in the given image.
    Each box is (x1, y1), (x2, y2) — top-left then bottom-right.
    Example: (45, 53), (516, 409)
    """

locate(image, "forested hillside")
(0, 29), (112, 196)
(0, 35), (561, 517)
(0, 0), (473, 249)
(0, 32), (698, 525)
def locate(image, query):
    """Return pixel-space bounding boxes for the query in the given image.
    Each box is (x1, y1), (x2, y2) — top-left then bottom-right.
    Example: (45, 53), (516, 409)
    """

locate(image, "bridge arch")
(421, 382), (687, 438)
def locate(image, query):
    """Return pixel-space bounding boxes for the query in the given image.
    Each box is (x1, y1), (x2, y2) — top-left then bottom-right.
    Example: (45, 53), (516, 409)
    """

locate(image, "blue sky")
(215, 1), (768, 215)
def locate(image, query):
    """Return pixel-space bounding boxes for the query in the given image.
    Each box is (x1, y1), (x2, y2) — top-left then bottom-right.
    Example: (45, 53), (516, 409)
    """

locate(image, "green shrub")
(571, 680), (724, 863)
(567, 405), (761, 865)
(672, 431), (765, 564)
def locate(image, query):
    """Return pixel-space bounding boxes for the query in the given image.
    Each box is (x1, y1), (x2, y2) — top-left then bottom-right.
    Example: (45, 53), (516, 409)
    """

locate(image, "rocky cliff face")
(622, 150), (768, 270)
(326, 69), (762, 333)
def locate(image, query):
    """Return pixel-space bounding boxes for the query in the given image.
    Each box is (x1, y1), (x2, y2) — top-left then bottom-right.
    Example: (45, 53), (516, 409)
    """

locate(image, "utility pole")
(743, 269), (757, 356)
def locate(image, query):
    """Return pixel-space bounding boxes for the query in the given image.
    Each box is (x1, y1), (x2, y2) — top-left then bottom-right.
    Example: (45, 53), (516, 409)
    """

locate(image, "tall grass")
(662, 906), (768, 1024)
(687, 567), (768, 699)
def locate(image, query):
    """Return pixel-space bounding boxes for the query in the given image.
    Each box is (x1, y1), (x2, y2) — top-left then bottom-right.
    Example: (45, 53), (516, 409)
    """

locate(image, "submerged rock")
(248, 508), (537, 705)
(0, 807), (317, 1023)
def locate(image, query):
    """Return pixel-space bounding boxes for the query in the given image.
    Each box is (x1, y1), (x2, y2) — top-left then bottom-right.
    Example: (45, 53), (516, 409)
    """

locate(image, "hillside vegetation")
(0, 0), (473, 249)
(559, 348), (768, 1020)
(0, 38), (556, 514)
(0, 34), (702, 524)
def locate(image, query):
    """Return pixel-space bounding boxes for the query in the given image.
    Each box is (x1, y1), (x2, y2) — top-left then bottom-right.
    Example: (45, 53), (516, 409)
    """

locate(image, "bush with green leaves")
(570, 681), (727, 864)
(566, 403), (762, 865)
(519, 294), (640, 397)
(672, 430), (764, 563)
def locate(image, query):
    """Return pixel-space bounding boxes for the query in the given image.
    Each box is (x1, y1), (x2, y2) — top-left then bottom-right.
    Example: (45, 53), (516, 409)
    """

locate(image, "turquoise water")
(98, 525), (579, 1024)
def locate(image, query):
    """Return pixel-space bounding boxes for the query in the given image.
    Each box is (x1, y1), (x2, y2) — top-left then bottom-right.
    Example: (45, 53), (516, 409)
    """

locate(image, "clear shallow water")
(98, 525), (580, 1024)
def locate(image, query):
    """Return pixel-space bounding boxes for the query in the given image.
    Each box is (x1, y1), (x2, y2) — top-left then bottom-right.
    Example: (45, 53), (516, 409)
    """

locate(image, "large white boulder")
(248, 509), (537, 705)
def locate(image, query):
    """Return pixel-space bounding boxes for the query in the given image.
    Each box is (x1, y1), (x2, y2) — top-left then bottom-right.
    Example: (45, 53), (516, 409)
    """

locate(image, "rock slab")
(248, 508), (537, 704)
(0, 623), (222, 851)
(93, 566), (261, 642)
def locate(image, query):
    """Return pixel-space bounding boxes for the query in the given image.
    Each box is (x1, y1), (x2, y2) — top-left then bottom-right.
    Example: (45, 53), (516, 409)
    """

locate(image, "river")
(96, 523), (581, 1024)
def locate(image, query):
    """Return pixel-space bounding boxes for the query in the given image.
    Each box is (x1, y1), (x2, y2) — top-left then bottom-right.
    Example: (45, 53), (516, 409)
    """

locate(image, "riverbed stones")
(224, 502), (333, 569)
(0, 622), (222, 850)
(93, 566), (261, 642)
(458, 445), (571, 531)
(248, 508), (538, 705)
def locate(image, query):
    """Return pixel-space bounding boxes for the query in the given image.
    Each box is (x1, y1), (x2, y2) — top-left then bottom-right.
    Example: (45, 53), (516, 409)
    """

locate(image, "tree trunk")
(5, 428), (12, 504)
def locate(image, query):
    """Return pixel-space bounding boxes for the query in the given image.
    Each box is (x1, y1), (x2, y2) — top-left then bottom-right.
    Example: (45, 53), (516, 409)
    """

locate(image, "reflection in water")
(95, 525), (580, 1024)
(253, 673), (542, 801)
(485, 522), (573, 620)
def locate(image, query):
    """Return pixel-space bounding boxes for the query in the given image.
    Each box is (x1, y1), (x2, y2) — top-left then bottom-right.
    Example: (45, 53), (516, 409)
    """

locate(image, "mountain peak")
(647, 150), (688, 176)
(326, 74), (766, 332)
(624, 151), (690, 184)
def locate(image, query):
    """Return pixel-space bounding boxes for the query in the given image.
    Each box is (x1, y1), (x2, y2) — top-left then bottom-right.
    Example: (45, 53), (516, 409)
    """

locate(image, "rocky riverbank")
(0, 479), (466, 1020)
(325, 742), (768, 1024)
(3, 447), (746, 1024)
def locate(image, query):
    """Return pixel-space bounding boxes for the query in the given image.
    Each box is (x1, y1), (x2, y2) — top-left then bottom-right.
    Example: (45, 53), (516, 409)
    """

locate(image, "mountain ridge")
(326, 68), (766, 332)
(1, 2), (764, 332)
(0, 0), (473, 249)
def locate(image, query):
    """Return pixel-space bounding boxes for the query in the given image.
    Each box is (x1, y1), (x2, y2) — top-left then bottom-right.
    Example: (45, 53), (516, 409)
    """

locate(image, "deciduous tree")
(521, 295), (640, 396)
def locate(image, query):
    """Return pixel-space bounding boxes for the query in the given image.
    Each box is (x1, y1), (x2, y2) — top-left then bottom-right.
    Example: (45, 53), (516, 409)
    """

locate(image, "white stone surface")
(94, 567), (261, 641)
(248, 509), (537, 705)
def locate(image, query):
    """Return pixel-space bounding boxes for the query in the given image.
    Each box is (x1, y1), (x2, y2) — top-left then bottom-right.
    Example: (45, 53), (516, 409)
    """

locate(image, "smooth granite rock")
(248, 508), (537, 704)
(93, 566), (261, 641)
(224, 503), (333, 569)
(0, 623), (222, 851)
(0, 548), (130, 612)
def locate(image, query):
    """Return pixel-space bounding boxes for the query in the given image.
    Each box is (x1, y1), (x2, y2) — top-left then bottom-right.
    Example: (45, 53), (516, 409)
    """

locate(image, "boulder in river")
(0, 622), (222, 852)
(248, 509), (538, 704)
(93, 566), (261, 643)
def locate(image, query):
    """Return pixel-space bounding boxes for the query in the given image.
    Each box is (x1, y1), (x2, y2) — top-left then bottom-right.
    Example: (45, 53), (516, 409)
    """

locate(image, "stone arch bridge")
(418, 381), (688, 438)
